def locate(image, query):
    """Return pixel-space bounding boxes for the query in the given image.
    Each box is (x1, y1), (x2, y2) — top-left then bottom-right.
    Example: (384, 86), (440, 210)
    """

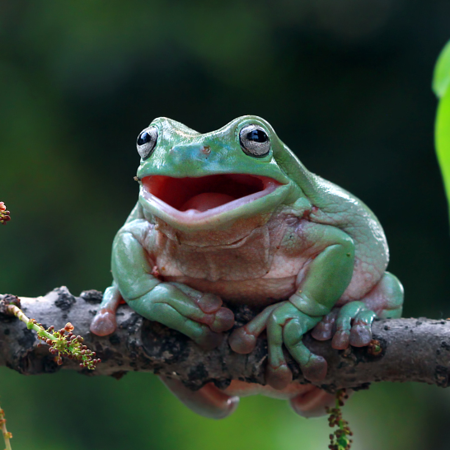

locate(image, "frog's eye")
(239, 125), (271, 157)
(136, 127), (158, 159)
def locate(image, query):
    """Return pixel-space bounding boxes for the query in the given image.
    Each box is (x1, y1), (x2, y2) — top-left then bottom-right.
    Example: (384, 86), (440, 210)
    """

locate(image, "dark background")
(1, 1), (450, 449)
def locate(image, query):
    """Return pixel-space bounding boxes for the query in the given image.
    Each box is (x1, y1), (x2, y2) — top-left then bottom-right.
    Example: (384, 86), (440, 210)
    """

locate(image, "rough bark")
(1, 287), (449, 393)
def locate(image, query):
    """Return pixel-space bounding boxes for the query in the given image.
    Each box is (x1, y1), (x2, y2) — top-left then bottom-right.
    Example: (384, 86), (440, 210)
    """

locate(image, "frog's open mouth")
(141, 174), (281, 218)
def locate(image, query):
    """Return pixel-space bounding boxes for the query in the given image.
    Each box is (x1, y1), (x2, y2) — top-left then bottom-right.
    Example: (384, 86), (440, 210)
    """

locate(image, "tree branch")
(1, 287), (449, 392)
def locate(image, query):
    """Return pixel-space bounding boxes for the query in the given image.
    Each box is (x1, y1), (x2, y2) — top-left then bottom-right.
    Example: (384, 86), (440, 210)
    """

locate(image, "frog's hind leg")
(160, 377), (239, 419)
(90, 283), (122, 336)
(312, 272), (403, 350)
(361, 272), (404, 319)
(289, 387), (339, 418)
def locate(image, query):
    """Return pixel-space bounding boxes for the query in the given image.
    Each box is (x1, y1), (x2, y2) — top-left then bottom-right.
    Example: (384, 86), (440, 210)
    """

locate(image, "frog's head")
(136, 115), (304, 232)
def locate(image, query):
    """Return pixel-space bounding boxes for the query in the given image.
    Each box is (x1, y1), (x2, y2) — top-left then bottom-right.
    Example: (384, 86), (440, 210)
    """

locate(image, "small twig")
(3, 301), (100, 370)
(0, 403), (12, 450)
(327, 390), (353, 450)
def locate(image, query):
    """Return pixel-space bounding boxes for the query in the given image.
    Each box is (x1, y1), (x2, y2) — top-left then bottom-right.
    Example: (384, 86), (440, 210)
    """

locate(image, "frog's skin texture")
(91, 115), (404, 419)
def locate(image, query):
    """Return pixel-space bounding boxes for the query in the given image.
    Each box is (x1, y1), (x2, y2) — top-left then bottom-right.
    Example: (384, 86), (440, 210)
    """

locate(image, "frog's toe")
(331, 329), (350, 350)
(266, 363), (293, 390)
(196, 292), (223, 314)
(228, 326), (257, 354)
(311, 309), (338, 341)
(210, 307), (235, 333)
(349, 310), (376, 347)
(349, 323), (372, 347)
(301, 354), (328, 382)
(90, 308), (117, 336)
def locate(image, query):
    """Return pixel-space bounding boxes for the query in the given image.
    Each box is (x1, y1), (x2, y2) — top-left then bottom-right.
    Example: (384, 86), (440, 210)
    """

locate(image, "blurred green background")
(1, 1), (450, 449)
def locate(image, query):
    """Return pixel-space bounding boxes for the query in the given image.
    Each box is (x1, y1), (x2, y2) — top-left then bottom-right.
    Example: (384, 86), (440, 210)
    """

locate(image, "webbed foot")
(229, 302), (325, 389)
(312, 302), (377, 350)
(331, 302), (377, 349)
(311, 272), (404, 350)
(130, 282), (234, 351)
(160, 377), (239, 419)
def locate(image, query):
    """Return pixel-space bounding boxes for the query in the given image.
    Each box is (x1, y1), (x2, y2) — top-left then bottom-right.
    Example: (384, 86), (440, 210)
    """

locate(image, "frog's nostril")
(170, 144), (211, 158)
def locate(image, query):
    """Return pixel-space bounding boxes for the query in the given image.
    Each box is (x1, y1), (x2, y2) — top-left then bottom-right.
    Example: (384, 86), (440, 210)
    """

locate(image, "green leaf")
(434, 40), (450, 220)
(433, 40), (450, 98)
(435, 94), (450, 202)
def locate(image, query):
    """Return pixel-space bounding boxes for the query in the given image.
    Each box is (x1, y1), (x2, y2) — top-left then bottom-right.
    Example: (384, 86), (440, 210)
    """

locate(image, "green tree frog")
(91, 116), (403, 419)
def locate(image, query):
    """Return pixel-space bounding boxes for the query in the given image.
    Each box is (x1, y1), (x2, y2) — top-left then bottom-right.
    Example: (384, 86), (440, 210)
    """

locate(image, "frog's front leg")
(90, 283), (122, 336)
(92, 219), (234, 348)
(230, 223), (355, 389)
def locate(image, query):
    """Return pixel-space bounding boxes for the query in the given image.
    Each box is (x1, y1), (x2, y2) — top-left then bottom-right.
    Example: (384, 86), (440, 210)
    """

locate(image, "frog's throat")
(139, 174), (289, 229)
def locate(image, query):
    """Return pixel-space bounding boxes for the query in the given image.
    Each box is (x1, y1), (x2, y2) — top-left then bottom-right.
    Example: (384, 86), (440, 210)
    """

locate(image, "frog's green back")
(270, 124), (388, 267)
(271, 136), (356, 215)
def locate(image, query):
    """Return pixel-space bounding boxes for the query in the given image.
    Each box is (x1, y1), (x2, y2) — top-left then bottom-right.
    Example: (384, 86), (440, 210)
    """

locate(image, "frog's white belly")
(157, 246), (309, 306)
(151, 217), (310, 305)
(150, 214), (380, 306)
(163, 273), (297, 306)
(157, 241), (307, 305)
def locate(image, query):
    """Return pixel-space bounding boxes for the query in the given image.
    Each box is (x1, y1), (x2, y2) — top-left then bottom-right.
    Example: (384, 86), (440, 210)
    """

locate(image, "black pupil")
(246, 129), (268, 142)
(137, 131), (151, 146)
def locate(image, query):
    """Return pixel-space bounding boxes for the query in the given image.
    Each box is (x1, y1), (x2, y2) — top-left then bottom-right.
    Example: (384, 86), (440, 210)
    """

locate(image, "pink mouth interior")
(142, 174), (278, 213)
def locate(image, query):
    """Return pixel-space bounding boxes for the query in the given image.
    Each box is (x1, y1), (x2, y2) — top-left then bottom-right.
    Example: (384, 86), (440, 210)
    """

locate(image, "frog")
(90, 115), (404, 419)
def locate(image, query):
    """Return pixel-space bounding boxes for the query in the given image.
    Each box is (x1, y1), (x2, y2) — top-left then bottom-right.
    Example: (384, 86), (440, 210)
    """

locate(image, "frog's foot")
(228, 303), (280, 353)
(229, 302), (325, 389)
(131, 282), (234, 351)
(290, 387), (339, 418)
(330, 302), (377, 349)
(311, 272), (404, 349)
(90, 284), (122, 336)
(160, 376), (239, 419)
(311, 303), (377, 349)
